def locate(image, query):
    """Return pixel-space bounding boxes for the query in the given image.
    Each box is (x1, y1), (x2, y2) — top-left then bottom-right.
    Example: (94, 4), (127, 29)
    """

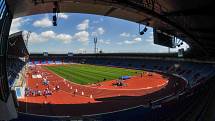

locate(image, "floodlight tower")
(24, 31), (31, 112)
(94, 37), (98, 53)
(25, 31), (31, 50)
(52, 1), (59, 26)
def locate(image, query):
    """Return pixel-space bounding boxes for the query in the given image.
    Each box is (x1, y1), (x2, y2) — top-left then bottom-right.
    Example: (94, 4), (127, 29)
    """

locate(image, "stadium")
(1, 0), (215, 121)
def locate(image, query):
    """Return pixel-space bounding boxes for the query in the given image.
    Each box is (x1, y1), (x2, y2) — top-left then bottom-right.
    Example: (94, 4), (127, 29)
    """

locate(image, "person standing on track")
(36, 83), (39, 88)
(140, 73), (143, 78)
(73, 90), (76, 96)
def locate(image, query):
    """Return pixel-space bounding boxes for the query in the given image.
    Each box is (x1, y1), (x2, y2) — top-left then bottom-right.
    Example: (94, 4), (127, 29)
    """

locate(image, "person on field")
(56, 85), (60, 90)
(73, 91), (76, 96)
(36, 83), (39, 88)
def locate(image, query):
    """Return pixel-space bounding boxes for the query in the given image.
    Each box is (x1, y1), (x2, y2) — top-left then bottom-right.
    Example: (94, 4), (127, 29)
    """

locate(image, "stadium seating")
(7, 58), (27, 87)
(25, 56), (215, 121)
(29, 57), (215, 88)
(63, 57), (215, 88)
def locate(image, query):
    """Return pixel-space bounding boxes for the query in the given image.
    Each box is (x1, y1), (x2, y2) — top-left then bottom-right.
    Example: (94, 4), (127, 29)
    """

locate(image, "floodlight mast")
(25, 31), (32, 51)
(94, 37), (98, 53)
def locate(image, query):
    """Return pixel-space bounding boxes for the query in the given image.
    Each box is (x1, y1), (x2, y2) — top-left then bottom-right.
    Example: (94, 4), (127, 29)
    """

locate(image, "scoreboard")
(153, 29), (175, 48)
(68, 52), (73, 57)
(43, 52), (48, 56)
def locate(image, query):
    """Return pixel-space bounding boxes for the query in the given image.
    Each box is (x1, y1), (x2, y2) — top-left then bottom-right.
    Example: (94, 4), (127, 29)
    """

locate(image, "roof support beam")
(136, 18), (151, 24)
(114, 0), (208, 56)
(189, 28), (215, 34)
(104, 7), (117, 16)
(198, 36), (215, 41)
(163, 6), (214, 16)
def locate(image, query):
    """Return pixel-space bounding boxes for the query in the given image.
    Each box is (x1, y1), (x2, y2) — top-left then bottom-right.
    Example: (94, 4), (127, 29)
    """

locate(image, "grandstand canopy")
(29, 52), (177, 59)
(6, 0), (215, 59)
(8, 31), (29, 57)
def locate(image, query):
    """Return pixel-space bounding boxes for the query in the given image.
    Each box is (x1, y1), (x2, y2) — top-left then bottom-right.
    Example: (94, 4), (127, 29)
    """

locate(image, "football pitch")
(44, 64), (142, 85)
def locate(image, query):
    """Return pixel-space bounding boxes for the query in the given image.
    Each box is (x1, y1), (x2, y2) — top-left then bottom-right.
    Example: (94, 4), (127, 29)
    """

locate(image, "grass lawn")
(44, 64), (142, 85)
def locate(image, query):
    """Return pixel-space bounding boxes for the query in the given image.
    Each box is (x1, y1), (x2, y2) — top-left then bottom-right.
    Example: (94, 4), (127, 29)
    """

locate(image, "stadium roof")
(6, 0), (215, 59)
(8, 31), (29, 57)
(29, 52), (177, 58)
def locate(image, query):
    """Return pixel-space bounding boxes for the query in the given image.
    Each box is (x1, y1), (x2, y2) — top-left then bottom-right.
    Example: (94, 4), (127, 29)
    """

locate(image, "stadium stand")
(7, 58), (26, 87)
(0, 31), (28, 120)
(30, 54), (215, 89)
(7, 32), (29, 99)
(51, 55), (215, 86)
(24, 53), (215, 120)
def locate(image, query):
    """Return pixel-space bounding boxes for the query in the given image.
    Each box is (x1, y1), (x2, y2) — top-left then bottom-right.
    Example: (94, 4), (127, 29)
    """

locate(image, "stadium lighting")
(53, 15), (57, 26)
(139, 23), (148, 35)
(52, 1), (59, 26)
(139, 31), (145, 35)
(139, 27), (147, 35)
(94, 37), (98, 53)
(174, 37), (184, 48)
(143, 27), (148, 32)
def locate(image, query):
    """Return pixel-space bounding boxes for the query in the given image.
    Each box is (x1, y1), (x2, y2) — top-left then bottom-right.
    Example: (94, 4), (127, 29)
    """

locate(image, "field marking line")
(41, 66), (169, 91)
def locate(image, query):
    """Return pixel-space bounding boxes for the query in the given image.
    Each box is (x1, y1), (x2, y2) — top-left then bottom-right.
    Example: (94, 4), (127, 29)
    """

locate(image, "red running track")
(18, 64), (169, 116)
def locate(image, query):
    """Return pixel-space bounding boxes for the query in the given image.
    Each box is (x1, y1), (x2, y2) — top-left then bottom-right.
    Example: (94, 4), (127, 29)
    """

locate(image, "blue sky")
(9, 13), (189, 53)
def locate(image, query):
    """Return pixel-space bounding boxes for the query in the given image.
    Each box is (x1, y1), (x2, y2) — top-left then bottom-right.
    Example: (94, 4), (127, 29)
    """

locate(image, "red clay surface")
(92, 72), (167, 90)
(18, 64), (169, 116)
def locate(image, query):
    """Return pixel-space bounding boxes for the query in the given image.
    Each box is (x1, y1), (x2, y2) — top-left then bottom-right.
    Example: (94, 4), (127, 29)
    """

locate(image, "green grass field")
(44, 64), (142, 85)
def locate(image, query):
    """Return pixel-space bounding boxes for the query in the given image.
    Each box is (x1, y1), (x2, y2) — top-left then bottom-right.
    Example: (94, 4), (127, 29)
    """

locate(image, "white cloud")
(124, 37), (142, 44)
(73, 31), (89, 43)
(27, 30), (73, 44)
(120, 32), (130, 37)
(41, 31), (56, 39)
(92, 18), (104, 24)
(97, 27), (105, 35)
(92, 20), (99, 24)
(77, 19), (89, 30)
(33, 17), (52, 28)
(58, 13), (69, 19)
(33, 14), (68, 28)
(28, 30), (89, 44)
(133, 37), (142, 42)
(28, 32), (48, 43)
(124, 40), (133, 44)
(145, 35), (153, 42)
(79, 48), (85, 51)
(99, 39), (111, 45)
(10, 18), (30, 34)
(92, 27), (105, 36)
(74, 48), (88, 53)
(117, 42), (123, 45)
(56, 34), (73, 43)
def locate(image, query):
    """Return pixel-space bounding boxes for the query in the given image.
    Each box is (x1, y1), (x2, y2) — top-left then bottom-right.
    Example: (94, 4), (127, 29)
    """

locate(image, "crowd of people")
(25, 86), (54, 97)
(25, 77), (61, 98)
